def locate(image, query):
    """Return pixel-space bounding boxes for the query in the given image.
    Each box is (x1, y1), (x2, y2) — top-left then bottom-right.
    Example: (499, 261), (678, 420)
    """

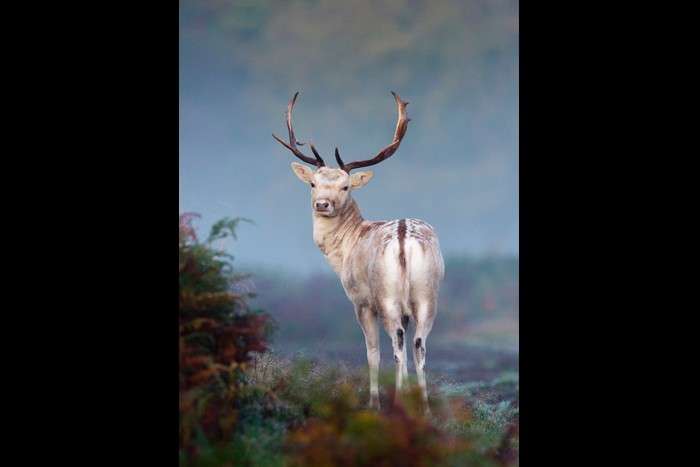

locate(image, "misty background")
(179, 3), (519, 458)
(179, 0), (518, 276)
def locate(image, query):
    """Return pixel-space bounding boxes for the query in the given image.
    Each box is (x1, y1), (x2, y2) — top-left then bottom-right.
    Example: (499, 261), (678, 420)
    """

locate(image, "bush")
(179, 214), (273, 464)
(251, 355), (517, 467)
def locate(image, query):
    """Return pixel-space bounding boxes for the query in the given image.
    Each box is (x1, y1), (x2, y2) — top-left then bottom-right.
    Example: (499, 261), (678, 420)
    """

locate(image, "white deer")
(273, 92), (444, 412)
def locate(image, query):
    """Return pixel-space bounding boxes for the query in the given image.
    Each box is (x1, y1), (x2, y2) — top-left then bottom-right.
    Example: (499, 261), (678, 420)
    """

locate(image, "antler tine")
(335, 147), (344, 168)
(337, 91), (410, 173)
(272, 92), (325, 167)
(310, 144), (323, 162)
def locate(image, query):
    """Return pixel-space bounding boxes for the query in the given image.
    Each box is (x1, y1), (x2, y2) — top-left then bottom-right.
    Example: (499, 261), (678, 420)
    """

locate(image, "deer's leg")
(381, 302), (407, 403)
(356, 304), (380, 409)
(401, 314), (410, 381)
(413, 299), (436, 414)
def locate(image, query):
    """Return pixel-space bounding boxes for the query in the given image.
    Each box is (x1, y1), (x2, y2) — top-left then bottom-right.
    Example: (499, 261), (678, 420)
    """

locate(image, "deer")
(272, 91), (444, 412)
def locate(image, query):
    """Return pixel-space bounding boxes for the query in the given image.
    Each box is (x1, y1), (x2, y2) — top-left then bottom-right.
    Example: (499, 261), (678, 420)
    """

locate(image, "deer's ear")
(350, 171), (373, 189)
(291, 162), (314, 184)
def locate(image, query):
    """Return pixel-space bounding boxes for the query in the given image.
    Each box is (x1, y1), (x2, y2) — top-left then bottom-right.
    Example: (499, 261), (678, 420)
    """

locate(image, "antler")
(272, 92), (325, 167)
(335, 91), (410, 173)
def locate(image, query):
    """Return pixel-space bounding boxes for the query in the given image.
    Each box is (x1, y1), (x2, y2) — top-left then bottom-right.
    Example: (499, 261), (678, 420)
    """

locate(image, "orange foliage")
(285, 386), (467, 467)
(179, 213), (271, 460)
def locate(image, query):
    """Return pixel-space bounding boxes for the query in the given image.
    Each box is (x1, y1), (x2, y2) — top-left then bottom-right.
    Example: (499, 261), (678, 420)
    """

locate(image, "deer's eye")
(342, 186), (349, 191)
(310, 183), (315, 188)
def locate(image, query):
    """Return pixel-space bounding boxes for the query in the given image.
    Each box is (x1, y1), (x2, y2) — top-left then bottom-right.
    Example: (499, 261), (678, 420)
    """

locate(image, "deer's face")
(291, 163), (373, 217)
(275, 91), (409, 216)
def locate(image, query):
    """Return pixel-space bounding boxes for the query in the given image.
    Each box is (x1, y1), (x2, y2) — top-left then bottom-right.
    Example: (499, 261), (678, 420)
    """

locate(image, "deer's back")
(341, 218), (444, 310)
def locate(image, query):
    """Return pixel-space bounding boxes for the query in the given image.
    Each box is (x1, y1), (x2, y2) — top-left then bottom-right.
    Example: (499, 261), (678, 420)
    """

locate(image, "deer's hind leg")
(355, 304), (380, 409)
(378, 300), (408, 404)
(401, 313), (410, 381)
(412, 298), (437, 414)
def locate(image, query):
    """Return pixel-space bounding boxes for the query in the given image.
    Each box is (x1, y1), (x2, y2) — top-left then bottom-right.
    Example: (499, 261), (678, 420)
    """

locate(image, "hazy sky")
(180, 0), (518, 274)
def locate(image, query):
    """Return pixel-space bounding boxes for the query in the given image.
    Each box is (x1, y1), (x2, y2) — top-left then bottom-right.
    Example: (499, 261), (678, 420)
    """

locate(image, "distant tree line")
(248, 255), (518, 348)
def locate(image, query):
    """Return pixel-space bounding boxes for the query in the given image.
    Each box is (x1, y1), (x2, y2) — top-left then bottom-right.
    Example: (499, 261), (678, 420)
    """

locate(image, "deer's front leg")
(356, 305), (380, 409)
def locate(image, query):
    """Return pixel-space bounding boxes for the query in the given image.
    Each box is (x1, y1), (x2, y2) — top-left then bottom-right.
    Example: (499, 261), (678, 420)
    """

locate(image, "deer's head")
(273, 91), (410, 217)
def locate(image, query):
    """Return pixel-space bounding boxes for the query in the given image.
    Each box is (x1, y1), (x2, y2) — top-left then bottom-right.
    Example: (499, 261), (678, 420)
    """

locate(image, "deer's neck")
(312, 198), (364, 275)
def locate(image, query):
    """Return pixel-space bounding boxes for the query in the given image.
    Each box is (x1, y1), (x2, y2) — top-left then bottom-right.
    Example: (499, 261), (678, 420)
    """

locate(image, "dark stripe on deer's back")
(398, 219), (407, 271)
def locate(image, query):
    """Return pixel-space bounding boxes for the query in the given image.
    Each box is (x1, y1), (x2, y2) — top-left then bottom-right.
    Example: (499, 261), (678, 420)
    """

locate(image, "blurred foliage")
(286, 393), (448, 467)
(440, 256), (519, 318)
(255, 355), (518, 467)
(179, 213), (273, 464)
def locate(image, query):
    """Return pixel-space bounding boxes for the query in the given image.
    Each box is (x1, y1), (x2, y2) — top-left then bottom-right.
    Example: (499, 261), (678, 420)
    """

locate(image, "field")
(180, 215), (518, 466)
(223, 341), (519, 467)
(249, 257), (519, 441)
(239, 277), (519, 466)
(268, 341), (518, 412)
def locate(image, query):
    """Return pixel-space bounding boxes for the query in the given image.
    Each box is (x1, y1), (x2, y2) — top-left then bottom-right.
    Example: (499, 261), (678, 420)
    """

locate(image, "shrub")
(179, 214), (273, 464)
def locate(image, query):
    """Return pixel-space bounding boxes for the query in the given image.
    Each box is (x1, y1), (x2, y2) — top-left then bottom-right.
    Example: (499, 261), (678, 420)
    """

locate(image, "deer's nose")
(315, 200), (330, 210)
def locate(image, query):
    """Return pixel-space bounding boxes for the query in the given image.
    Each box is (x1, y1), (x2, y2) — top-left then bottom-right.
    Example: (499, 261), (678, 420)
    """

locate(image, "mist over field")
(246, 253), (518, 383)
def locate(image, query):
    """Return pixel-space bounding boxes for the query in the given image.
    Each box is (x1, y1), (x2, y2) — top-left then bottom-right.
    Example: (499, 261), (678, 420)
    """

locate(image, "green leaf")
(207, 217), (254, 244)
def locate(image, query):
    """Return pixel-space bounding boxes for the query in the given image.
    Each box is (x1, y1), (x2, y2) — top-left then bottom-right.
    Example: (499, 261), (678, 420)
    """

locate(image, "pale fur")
(291, 163), (444, 411)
